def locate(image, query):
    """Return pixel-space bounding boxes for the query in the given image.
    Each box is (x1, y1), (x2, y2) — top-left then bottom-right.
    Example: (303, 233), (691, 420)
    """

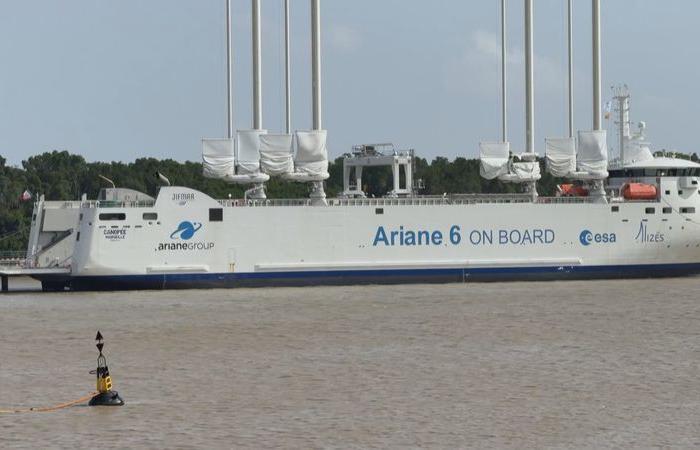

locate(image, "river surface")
(0, 277), (699, 449)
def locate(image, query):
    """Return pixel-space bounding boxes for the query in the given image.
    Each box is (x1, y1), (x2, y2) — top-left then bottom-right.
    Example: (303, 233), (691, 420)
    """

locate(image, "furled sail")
(293, 130), (329, 179)
(577, 130), (608, 176)
(236, 130), (268, 175)
(545, 137), (576, 177)
(260, 134), (294, 176)
(511, 161), (541, 180)
(479, 142), (510, 180)
(202, 138), (234, 179)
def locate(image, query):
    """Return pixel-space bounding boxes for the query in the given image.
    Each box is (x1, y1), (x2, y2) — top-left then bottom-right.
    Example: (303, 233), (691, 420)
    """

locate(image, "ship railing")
(37, 200), (156, 209)
(0, 251), (30, 268)
(217, 193), (534, 208)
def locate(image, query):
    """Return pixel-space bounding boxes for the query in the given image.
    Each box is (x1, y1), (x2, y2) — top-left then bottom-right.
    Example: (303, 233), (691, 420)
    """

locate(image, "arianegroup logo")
(170, 221), (202, 240)
(156, 221), (213, 252)
(579, 229), (617, 246)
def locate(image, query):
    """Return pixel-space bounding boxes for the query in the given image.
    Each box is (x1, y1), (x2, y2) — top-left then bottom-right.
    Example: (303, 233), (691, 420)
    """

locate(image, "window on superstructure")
(375, 208), (384, 215)
(143, 213), (157, 220)
(663, 207), (672, 214)
(99, 213), (126, 221)
(680, 207), (696, 214)
(645, 207), (655, 214)
(611, 206), (619, 212)
(209, 208), (223, 222)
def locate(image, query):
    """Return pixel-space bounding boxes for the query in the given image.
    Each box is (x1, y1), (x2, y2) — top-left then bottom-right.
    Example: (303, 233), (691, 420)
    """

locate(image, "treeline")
(1, 149), (697, 252)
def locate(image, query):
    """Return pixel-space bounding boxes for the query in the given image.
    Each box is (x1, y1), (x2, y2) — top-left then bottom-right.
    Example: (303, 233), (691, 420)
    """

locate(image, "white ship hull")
(30, 182), (699, 290)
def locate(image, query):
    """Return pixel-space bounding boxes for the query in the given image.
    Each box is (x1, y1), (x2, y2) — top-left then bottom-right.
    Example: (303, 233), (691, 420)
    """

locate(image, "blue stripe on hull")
(54, 262), (700, 291)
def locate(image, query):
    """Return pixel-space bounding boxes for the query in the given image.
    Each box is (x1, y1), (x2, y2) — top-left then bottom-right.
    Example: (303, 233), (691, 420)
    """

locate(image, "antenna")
(252, 0), (262, 130)
(524, 0), (534, 154)
(592, 0), (602, 130)
(311, 0), (322, 130)
(284, 0), (291, 134)
(501, 0), (507, 142)
(567, 0), (574, 138)
(225, 0), (234, 139)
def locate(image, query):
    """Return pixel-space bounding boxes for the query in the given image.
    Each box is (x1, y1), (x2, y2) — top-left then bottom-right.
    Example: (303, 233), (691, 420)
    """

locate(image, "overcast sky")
(0, 1), (698, 166)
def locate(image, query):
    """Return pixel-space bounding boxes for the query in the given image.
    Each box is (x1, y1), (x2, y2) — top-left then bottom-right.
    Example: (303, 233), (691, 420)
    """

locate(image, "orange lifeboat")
(557, 184), (589, 197)
(622, 183), (657, 200)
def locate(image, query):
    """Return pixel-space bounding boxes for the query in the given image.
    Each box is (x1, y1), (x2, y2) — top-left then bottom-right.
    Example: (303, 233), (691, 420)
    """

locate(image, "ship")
(13, 0), (700, 291)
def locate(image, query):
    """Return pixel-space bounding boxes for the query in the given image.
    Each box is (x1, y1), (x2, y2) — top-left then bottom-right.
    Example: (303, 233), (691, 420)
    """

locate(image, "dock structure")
(0, 267), (71, 292)
(0, 252), (70, 291)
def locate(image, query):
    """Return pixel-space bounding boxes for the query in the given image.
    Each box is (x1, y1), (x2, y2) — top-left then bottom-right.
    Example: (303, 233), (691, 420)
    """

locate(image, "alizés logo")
(170, 221), (202, 240)
(579, 229), (617, 246)
(635, 222), (665, 243)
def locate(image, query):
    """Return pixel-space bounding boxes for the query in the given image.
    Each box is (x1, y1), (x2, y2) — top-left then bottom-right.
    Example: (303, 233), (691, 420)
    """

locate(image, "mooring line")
(0, 392), (98, 414)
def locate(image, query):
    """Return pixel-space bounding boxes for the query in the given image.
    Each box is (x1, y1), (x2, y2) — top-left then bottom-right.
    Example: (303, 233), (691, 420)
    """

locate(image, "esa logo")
(170, 221), (202, 240)
(579, 229), (617, 246)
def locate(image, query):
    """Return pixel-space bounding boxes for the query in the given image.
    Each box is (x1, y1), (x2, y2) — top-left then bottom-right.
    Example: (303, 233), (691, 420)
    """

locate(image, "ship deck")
(45, 193), (651, 210)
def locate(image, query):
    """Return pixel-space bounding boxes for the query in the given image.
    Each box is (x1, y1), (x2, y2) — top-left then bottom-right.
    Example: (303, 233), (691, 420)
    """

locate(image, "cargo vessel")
(18, 0), (700, 291)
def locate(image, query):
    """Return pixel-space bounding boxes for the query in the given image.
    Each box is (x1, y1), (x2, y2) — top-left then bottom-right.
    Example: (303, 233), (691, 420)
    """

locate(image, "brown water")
(0, 277), (699, 449)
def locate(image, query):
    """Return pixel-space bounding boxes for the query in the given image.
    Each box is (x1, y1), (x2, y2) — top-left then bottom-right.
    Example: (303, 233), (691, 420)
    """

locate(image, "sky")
(0, 0), (698, 166)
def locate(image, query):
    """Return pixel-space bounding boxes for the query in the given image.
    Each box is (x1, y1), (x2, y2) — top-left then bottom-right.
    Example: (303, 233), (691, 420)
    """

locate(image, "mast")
(311, 0), (322, 130)
(592, 0), (602, 130)
(501, 0), (507, 142)
(225, 0), (234, 139)
(252, 0), (262, 129)
(284, 0), (291, 134)
(524, 0), (534, 154)
(567, 0), (574, 138)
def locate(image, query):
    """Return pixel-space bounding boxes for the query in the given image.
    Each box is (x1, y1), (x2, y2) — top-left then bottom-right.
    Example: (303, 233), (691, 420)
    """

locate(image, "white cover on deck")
(479, 142), (510, 180)
(260, 134), (294, 176)
(293, 130), (329, 178)
(236, 129), (268, 175)
(202, 138), (234, 179)
(577, 130), (608, 176)
(545, 137), (576, 177)
(511, 161), (541, 180)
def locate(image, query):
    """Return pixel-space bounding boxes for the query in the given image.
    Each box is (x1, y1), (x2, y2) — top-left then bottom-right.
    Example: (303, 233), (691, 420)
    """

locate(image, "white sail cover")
(294, 130), (329, 177)
(236, 129), (267, 175)
(545, 137), (576, 177)
(202, 138), (234, 179)
(479, 142), (510, 180)
(260, 134), (294, 175)
(511, 161), (541, 180)
(577, 130), (608, 175)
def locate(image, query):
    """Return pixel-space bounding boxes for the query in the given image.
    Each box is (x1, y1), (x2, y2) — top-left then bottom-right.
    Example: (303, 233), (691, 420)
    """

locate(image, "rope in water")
(0, 392), (98, 414)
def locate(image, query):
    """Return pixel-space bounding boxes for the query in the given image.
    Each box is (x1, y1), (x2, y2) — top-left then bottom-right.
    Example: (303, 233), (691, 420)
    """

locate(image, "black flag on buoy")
(95, 331), (103, 341)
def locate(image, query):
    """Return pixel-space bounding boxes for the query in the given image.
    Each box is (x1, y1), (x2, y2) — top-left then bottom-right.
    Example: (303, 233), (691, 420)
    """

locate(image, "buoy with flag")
(88, 331), (124, 406)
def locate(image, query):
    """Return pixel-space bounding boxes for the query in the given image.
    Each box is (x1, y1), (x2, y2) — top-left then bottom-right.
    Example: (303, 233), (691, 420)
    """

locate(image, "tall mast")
(524, 0), (534, 154)
(225, 0), (234, 139)
(501, 0), (507, 142)
(567, 0), (574, 138)
(311, 0), (322, 130)
(252, 0), (262, 130)
(284, 0), (291, 134)
(592, 0), (602, 130)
